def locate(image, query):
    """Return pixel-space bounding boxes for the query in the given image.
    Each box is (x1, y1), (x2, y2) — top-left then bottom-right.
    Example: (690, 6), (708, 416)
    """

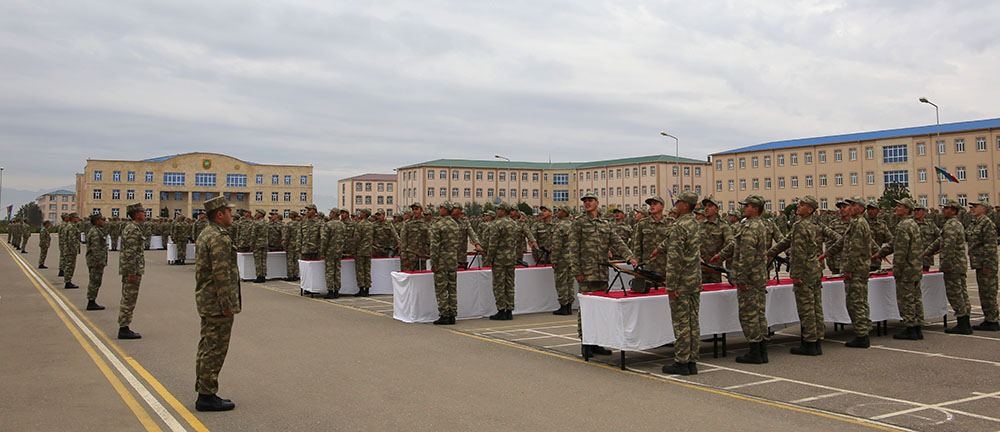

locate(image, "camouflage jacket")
(571, 213), (635, 283)
(39, 226), (51, 248)
(866, 216), (892, 248)
(235, 219), (254, 250)
(486, 217), (523, 267)
(171, 221), (191, 243)
(120, 222), (145, 276)
(342, 220), (357, 256)
(252, 219), (268, 249)
(531, 219), (555, 251)
(455, 216), (480, 263)
(195, 223), (241, 317)
(282, 220), (302, 252)
(193, 219), (208, 241)
(267, 220), (284, 250)
(877, 217), (923, 281)
(401, 218), (430, 257)
(299, 217), (323, 254)
(64, 222), (81, 254)
(429, 216), (462, 269)
(659, 213), (702, 294)
(549, 218), (574, 264)
(372, 220), (398, 255)
(612, 221), (633, 247)
(768, 215), (840, 281)
(915, 218), (940, 268)
(700, 217), (734, 262)
(965, 215), (998, 270)
(719, 217), (769, 288)
(823, 217), (851, 261)
(320, 219), (346, 258)
(631, 215), (671, 269)
(354, 219), (374, 257)
(86, 225), (108, 267)
(923, 217), (968, 274)
(826, 216), (875, 275)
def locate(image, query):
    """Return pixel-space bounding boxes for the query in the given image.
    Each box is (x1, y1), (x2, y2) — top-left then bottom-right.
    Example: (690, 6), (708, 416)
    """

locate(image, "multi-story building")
(337, 173), (398, 215)
(710, 118), (1000, 212)
(394, 155), (711, 213)
(75, 152), (313, 219)
(35, 189), (76, 223)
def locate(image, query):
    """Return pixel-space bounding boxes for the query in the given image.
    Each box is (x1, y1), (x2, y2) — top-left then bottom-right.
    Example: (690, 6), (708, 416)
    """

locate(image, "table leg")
(620, 351), (626, 370)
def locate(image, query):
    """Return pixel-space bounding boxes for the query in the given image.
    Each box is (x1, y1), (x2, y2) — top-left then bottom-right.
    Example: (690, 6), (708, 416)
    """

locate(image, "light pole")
(919, 97), (941, 204)
(660, 132), (680, 193)
(494, 155), (510, 206)
(0, 166), (4, 221)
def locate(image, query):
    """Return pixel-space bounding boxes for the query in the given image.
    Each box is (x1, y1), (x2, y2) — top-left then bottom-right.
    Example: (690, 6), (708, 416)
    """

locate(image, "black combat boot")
(362, 288), (371, 297)
(253, 276), (265, 283)
(354, 289), (365, 297)
(489, 310), (506, 320)
(688, 362), (698, 375)
(815, 340), (823, 355)
(844, 335), (870, 348)
(86, 300), (106, 311)
(790, 341), (819, 356)
(38, 265), (47, 269)
(945, 315), (973, 335)
(118, 327), (142, 340)
(324, 291), (339, 299)
(504, 309), (513, 320)
(65, 282), (79, 289)
(195, 393), (235, 412)
(433, 315), (451, 325)
(448, 315), (456, 325)
(661, 362), (691, 376)
(972, 320), (1000, 331)
(735, 342), (765, 364)
(760, 340), (769, 363)
(915, 326), (924, 340)
(892, 326), (919, 340)
(58, 269), (64, 277)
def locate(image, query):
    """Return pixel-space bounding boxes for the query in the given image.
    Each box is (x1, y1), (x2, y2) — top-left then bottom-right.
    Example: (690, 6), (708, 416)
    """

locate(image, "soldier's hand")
(629, 259), (638, 268)
(709, 254), (721, 264)
(817, 254), (826, 262)
(222, 308), (234, 317)
(649, 248), (660, 258)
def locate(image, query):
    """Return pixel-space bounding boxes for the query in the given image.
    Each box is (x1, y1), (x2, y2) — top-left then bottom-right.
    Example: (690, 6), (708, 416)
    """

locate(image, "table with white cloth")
(298, 258), (401, 296)
(237, 252), (288, 280)
(391, 265), (563, 323)
(578, 272), (947, 369)
(150, 236), (164, 250)
(166, 243), (197, 264)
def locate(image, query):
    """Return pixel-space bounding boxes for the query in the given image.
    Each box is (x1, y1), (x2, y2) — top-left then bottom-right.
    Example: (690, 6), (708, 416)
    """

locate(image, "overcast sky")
(1, 0), (998, 208)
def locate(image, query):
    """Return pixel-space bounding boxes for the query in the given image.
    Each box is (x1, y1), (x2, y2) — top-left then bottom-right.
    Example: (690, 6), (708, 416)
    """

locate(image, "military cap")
(538, 205), (550, 211)
(942, 199), (962, 210)
(495, 203), (510, 211)
(89, 213), (104, 224)
(204, 196), (235, 212)
(798, 195), (819, 210)
(611, 208), (623, 214)
(580, 192), (598, 201)
(359, 208), (372, 215)
(410, 202), (423, 209)
(255, 209), (266, 216)
(304, 203), (317, 211)
(844, 197), (865, 206)
(339, 209), (349, 214)
(914, 202), (928, 211)
(374, 209), (385, 215)
(701, 198), (720, 208)
(894, 198), (916, 210)
(693, 208), (705, 215)
(645, 196), (665, 206)
(329, 207), (340, 214)
(484, 210), (495, 216)
(451, 203), (463, 210)
(124, 203), (142, 215)
(438, 202), (450, 209)
(835, 199), (849, 208)
(969, 199), (990, 207)
(675, 191), (699, 206)
(557, 205), (572, 214)
(866, 200), (879, 209)
(739, 195), (765, 209)
(727, 209), (742, 218)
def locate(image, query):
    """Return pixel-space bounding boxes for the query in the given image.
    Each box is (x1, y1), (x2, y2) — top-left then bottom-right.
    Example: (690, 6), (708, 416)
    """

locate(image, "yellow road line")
(4, 244), (163, 432)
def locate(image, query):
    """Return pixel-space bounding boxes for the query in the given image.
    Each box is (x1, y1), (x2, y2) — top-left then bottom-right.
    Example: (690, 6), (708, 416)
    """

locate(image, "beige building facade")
(35, 189), (76, 223)
(710, 118), (1000, 212)
(337, 173), (398, 215)
(75, 152), (313, 219)
(394, 155), (711, 213)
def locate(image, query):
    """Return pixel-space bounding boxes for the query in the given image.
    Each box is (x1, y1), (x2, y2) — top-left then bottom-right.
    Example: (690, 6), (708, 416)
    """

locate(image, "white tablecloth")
(237, 252), (288, 280)
(391, 266), (563, 323)
(166, 243), (197, 263)
(298, 258), (401, 295)
(150, 236), (164, 250)
(579, 273), (948, 351)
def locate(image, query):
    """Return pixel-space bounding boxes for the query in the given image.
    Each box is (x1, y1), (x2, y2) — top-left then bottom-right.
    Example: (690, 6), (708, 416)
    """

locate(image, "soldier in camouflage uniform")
(38, 220), (52, 269)
(171, 215), (191, 265)
(194, 196), (240, 412)
(700, 199), (734, 283)
(57, 214), (67, 276)
(865, 202), (892, 271)
(967, 200), (999, 331)
(251, 210), (268, 282)
(631, 197), (672, 293)
(913, 205), (939, 271)
(267, 212), (284, 252)
(85, 214), (109, 311)
(651, 191), (702, 375)
(282, 211), (302, 281)
(452, 204), (482, 269)
(372, 210), (398, 258)
(824, 197), (876, 348)
(340, 210), (357, 259)
(353, 209), (374, 297)
(486, 204), (523, 321)
(107, 217), (122, 251)
(549, 206), (576, 315)
(477, 211), (495, 262)
(140, 217), (153, 250)
(193, 213), (208, 247)
(610, 209), (632, 258)
(18, 219), (30, 252)
(530, 206), (555, 265)
(430, 203), (462, 325)
(400, 203), (430, 271)
(572, 193), (637, 355)
(715, 196), (771, 364)
(875, 199), (925, 340)
(61, 212), (82, 289)
(118, 203), (146, 340)
(923, 200), (973, 334)
(299, 204), (322, 260)
(768, 196), (840, 356)
(321, 208), (346, 299)
(825, 201), (852, 275)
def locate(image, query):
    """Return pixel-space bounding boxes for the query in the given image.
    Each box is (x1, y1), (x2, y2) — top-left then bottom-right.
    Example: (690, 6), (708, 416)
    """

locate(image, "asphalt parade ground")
(2, 236), (999, 431)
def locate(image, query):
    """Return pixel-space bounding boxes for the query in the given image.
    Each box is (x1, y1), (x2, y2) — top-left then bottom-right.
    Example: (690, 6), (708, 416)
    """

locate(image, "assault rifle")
(700, 260), (732, 285)
(600, 262), (665, 295)
(770, 254), (790, 282)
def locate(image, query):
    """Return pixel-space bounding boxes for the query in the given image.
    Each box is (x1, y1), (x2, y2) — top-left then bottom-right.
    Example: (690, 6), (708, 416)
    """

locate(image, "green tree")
(465, 201), (483, 216)
(878, 183), (912, 209)
(15, 202), (43, 228)
(517, 202), (533, 216)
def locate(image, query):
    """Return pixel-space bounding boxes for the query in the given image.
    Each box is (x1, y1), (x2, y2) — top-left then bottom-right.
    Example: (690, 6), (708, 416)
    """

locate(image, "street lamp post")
(494, 155), (510, 206)
(919, 97), (941, 204)
(0, 167), (5, 222)
(660, 132), (680, 192)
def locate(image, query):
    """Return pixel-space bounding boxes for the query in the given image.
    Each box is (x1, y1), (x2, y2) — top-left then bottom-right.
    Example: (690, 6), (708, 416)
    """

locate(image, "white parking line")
(543, 342), (582, 349)
(871, 391), (1000, 420)
(790, 392), (847, 404)
(723, 378), (783, 390)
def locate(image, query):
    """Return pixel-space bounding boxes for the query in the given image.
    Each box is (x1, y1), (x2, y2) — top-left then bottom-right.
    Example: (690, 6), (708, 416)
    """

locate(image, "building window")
(464, 171), (472, 181)
(763, 156), (771, 167)
(884, 170), (909, 187)
(955, 139), (966, 153)
(124, 171), (134, 182)
(833, 150), (842, 162)
(956, 166), (966, 181)
(918, 169), (927, 183)
(533, 189), (539, 198)
(464, 188), (471, 198)
(227, 174), (247, 188)
(819, 198), (828, 210)
(92, 189), (102, 199)
(739, 158), (746, 169)
(673, 166), (679, 176)
(804, 153), (812, 165)
(365, 183), (372, 192)
(386, 196), (394, 205)
(764, 177), (772, 189)
(958, 194), (968, 206)
(501, 172), (508, 182)
(805, 175), (814, 188)
(642, 167), (648, 176)
(727, 159), (734, 170)
(283, 192), (291, 202)
(818, 151), (827, 163)
(791, 176), (799, 188)
(882, 145), (908, 164)
(553, 190), (569, 202)
(282, 175), (291, 185)
(819, 175), (828, 187)
(865, 146), (875, 159)
(272, 175), (279, 185)
(790, 153), (798, 165)
(300, 175), (308, 185)
(112, 171), (121, 182)
(778, 177), (785, 189)
(918, 195), (928, 208)
(834, 174), (843, 186)
(355, 183), (363, 192)
(145, 171), (154, 182)
(695, 185), (702, 194)
(427, 187), (434, 197)
(728, 180), (735, 191)
(376, 196), (384, 205)
(439, 170), (447, 180)
(716, 181), (723, 192)
(521, 172), (529, 181)
(554, 173), (569, 185)
(451, 188), (459, 197)
(271, 192), (278, 202)
(739, 179), (746, 190)
(440, 188), (447, 197)
(93, 170), (103, 181)
(126, 189), (135, 200)
(175, 192), (184, 201)
(426, 170), (434, 180)
(487, 188), (494, 197)
(849, 172), (858, 186)
(387, 183), (393, 192)
(300, 192), (307, 201)
(937, 140), (945, 155)
(716, 160), (723, 171)
(193, 192), (202, 202)
(355, 196), (363, 205)
(255, 174), (263, 184)
(777, 154), (785, 166)
(979, 193), (990, 203)
(195, 173), (217, 187)
(163, 172), (185, 186)
(498, 189), (506, 197)
(476, 188), (483, 198)
(255, 192), (263, 202)
(144, 190), (153, 200)
(452, 170), (459, 180)
(976, 137), (987, 152)
(476, 171), (483, 180)
(109, 189), (120, 200)
(752, 178), (760, 189)
(979, 165), (989, 180)
(916, 142), (926, 156)
(751, 157), (759, 168)
(848, 148), (857, 161)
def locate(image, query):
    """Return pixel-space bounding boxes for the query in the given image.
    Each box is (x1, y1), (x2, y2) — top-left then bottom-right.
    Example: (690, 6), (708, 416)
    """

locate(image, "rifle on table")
(700, 260), (733, 286)
(535, 247), (552, 264)
(516, 258), (531, 267)
(769, 254), (790, 282)
(600, 262), (665, 294)
(465, 251), (480, 270)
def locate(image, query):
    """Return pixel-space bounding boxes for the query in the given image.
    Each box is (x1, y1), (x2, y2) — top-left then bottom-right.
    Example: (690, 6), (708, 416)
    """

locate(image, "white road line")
(543, 342), (582, 348)
(9, 247), (188, 432)
(790, 392), (847, 404)
(871, 345), (1000, 367)
(723, 378), (783, 390)
(512, 334), (566, 342)
(871, 391), (1000, 420)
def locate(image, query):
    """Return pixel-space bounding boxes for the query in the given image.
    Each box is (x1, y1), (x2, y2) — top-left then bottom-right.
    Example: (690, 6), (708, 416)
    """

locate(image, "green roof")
(45, 189), (75, 196)
(399, 155), (707, 170)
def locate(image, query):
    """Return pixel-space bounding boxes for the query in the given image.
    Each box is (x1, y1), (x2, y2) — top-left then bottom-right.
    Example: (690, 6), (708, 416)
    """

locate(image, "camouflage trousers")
(943, 272), (971, 316)
(253, 248), (266, 278)
(110, 235), (120, 251)
(118, 276), (141, 327)
(87, 264), (105, 301)
(670, 292), (701, 363)
(175, 240), (188, 262)
(400, 252), (426, 272)
(701, 270), (722, 284)
(974, 266), (999, 321)
(195, 315), (234, 395)
(39, 245), (48, 268)
(552, 260), (575, 306)
(63, 252), (78, 283)
(19, 235), (28, 250)
(491, 265), (515, 311)
(434, 268), (458, 315)
(285, 248), (300, 277)
(844, 272), (872, 337)
(324, 257), (341, 294)
(895, 276), (924, 326)
(355, 256), (372, 289)
(737, 285), (768, 343)
(793, 276), (825, 342)
(577, 281), (605, 338)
